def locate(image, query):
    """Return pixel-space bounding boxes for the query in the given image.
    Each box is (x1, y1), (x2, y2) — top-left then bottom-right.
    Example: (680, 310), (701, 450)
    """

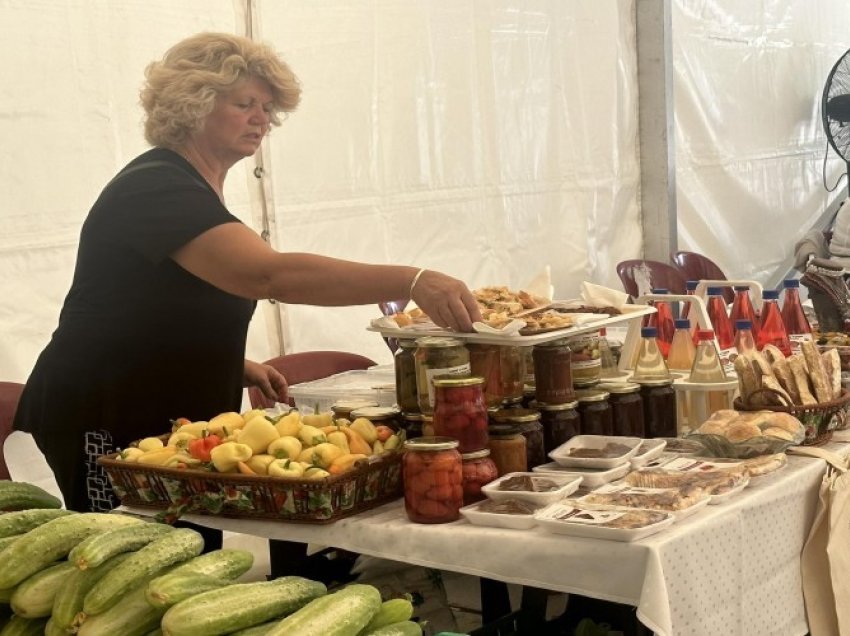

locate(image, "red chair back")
(671, 251), (734, 304)
(0, 382), (25, 480)
(247, 351), (377, 409)
(616, 259), (687, 299)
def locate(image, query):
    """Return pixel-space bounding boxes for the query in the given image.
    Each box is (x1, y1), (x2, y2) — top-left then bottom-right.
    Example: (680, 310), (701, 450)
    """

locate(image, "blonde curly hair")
(141, 32), (301, 148)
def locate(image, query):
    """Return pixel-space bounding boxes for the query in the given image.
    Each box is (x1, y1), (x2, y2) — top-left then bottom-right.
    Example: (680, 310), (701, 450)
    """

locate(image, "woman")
(13, 32), (481, 514)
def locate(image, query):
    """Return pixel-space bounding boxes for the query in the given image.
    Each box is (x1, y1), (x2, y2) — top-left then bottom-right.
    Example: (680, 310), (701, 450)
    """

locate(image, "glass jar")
(432, 376), (489, 453)
(414, 337), (471, 414)
(350, 405), (402, 431)
(568, 333), (602, 385)
(488, 423), (528, 475)
(461, 449), (499, 505)
(522, 384), (536, 409)
(638, 379), (678, 438)
(530, 400), (580, 454)
(490, 409), (545, 469)
(422, 414), (435, 437)
(500, 346), (525, 402)
(533, 339), (574, 404)
(331, 399), (379, 422)
(575, 389), (613, 436)
(467, 343), (504, 408)
(403, 437), (463, 523)
(394, 339), (420, 413)
(402, 412), (424, 439)
(522, 348), (535, 385)
(599, 382), (645, 437)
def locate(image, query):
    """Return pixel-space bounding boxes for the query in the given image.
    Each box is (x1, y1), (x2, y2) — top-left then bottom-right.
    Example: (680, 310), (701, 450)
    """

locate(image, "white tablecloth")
(122, 442), (848, 636)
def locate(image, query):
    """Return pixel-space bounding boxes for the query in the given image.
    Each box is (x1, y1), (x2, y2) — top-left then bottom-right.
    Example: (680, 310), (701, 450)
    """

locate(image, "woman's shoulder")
(110, 148), (209, 193)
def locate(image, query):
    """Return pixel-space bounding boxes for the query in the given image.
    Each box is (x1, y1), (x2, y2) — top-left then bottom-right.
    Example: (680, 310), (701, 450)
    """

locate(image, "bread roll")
(771, 357), (801, 404)
(762, 426), (794, 441)
(788, 354), (818, 405)
(726, 421), (762, 442)
(763, 411), (803, 434)
(698, 419), (730, 436)
(821, 348), (843, 398)
(802, 340), (832, 402)
(706, 409), (739, 423)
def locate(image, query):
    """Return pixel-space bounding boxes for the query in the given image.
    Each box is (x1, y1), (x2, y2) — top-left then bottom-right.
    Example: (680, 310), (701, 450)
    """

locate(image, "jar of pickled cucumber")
(394, 339), (420, 413)
(414, 337), (471, 414)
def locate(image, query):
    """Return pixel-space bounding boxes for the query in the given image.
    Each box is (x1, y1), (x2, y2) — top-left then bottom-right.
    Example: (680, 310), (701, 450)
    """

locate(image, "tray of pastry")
(623, 462), (750, 505)
(578, 483), (711, 520)
(534, 500), (675, 542)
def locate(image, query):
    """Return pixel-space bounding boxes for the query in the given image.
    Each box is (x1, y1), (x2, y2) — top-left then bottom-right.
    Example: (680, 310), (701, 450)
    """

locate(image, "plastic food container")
(578, 484), (711, 520)
(532, 461), (631, 488)
(656, 438), (705, 456)
(548, 435), (642, 469)
(459, 499), (539, 530)
(533, 501), (675, 542)
(481, 472), (582, 506)
(629, 439), (668, 469)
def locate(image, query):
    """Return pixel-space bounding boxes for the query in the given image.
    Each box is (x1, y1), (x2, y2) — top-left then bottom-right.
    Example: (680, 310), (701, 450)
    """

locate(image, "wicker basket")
(98, 452), (403, 524)
(733, 387), (850, 446)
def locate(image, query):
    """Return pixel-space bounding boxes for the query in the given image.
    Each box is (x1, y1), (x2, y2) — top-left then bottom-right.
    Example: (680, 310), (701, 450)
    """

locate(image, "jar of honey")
(403, 437), (463, 523)
(490, 408), (546, 470)
(467, 343), (504, 408)
(432, 376), (489, 453)
(488, 423), (528, 475)
(461, 449), (499, 505)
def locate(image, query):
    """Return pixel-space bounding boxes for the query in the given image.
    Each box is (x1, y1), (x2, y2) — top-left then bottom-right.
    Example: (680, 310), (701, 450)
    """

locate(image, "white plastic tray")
(367, 304), (654, 346)
(548, 435), (643, 469)
(706, 475), (750, 505)
(459, 500), (538, 530)
(481, 472), (582, 506)
(629, 439), (668, 469)
(532, 461), (632, 488)
(579, 484), (711, 520)
(533, 502), (675, 542)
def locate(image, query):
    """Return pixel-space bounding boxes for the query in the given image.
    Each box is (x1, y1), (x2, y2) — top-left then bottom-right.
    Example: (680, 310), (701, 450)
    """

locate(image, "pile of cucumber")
(0, 480), (422, 636)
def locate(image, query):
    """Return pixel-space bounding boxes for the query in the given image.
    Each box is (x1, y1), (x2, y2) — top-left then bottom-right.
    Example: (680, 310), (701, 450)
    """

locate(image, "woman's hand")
(243, 359), (289, 403)
(411, 270), (483, 332)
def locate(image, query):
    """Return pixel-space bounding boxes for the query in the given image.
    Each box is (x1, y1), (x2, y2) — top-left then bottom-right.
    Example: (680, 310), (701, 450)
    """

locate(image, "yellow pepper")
(119, 448), (145, 462)
(384, 433), (402, 451)
(268, 459), (305, 479)
(350, 418), (378, 445)
(208, 411), (246, 436)
(174, 421), (210, 437)
(326, 431), (350, 455)
(241, 408), (267, 424)
(136, 447), (177, 466)
(167, 431), (198, 448)
(164, 452), (202, 468)
(298, 425), (327, 447)
(303, 466), (331, 480)
(209, 442), (253, 473)
(310, 443), (345, 469)
(137, 437), (164, 452)
(267, 436), (303, 460)
(245, 454), (276, 475)
(240, 416), (280, 454)
(328, 453), (369, 475)
(301, 412), (334, 428)
(274, 411), (302, 438)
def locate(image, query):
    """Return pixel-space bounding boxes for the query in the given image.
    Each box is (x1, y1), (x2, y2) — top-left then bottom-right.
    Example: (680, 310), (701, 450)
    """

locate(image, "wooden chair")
(0, 382), (25, 480)
(616, 259), (687, 299)
(247, 351), (377, 409)
(671, 251), (735, 304)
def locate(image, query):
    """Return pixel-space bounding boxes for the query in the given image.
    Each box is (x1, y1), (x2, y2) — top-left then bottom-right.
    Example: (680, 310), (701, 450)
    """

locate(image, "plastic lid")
(332, 399), (379, 411)
(674, 319), (690, 329)
(686, 280), (699, 290)
(733, 285), (750, 291)
(783, 279), (800, 288)
(762, 289), (780, 300)
(403, 436), (458, 451)
(641, 326), (658, 338)
(707, 286), (724, 295)
(651, 288), (669, 294)
(735, 319), (752, 330)
(432, 376), (484, 388)
(696, 329), (715, 341)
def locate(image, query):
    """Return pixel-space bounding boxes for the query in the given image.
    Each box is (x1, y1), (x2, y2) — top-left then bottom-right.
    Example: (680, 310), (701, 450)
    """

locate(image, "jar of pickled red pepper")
(487, 423), (528, 476)
(432, 376), (489, 453)
(461, 449), (499, 505)
(403, 436), (463, 523)
(415, 337), (471, 414)
(394, 339), (420, 413)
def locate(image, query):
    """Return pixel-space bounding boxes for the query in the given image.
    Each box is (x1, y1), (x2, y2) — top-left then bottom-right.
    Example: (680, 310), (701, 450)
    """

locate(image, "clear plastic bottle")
(645, 289), (676, 358)
(705, 287), (735, 350)
(682, 280), (699, 322)
(631, 326), (672, 383)
(733, 319), (756, 356)
(597, 328), (620, 378)
(780, 279), (812, 353)
(689, 329), (732, 415)
(729, 286), (760, 341)
(757, 290), (792, 357)
(666, 319), (696, 372)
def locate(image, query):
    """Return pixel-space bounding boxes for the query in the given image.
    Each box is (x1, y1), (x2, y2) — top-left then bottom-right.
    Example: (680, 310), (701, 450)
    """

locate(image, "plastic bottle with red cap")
(780, 279), (812, 353)
(729, 285), (760, 341)
(757, 290), (792, 357)
(682, 280), (699, 322)
(705, 287), (735, 350)
(667, 319), (696, 372)
(644, 289), (676, 358)
(631, 326), (672, 383)
(733, 319), (757, 356)
(689, 329), (731, 413)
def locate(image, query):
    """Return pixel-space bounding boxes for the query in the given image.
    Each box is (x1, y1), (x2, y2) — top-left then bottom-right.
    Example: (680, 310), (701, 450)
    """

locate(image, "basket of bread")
(687, 409), (805, 458)
(732, 341), (850, 445)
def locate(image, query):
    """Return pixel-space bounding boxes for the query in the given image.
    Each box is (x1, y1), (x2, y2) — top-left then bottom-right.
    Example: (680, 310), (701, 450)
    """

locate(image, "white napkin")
(472, 319), (526, 336)
(524, 266), (555, 302)
(579, 282), (630, 309)
(369, 316), (447, 332)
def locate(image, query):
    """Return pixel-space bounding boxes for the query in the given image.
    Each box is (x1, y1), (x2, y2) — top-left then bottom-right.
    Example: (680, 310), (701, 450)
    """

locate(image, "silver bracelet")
(409, 268), (427, 298)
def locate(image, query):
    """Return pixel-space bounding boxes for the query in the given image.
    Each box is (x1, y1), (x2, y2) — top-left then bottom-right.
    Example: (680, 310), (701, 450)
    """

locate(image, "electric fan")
(823, 47), (850, 180)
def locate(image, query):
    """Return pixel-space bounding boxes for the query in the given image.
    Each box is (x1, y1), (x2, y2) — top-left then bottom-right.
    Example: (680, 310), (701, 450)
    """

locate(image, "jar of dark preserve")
(637, 379), (678, 438)
(575, 389), (613, 436)
(432, 376), (489, 452)
(530, 400), (580, 454)
(461, 449), (499, 505)
(599, 382), (645, 437)
(394, 339), (420, 413)
(487, 423), (528, 475)
(401, 412), (424, 439)
(403, 437), (463, 523)
(533, 339), (574, 404)
(490, 408), (545, 469)
(522, 384), (536, 409)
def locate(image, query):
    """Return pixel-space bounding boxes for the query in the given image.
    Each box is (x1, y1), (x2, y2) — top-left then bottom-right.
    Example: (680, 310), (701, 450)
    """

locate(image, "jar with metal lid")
(414, 337), (471, 414)
(349, 405), (402, 431)
(403, 437), (463, 523)
(499, 346), (525, 402)
(522, 347), (535, 385)
(533, 339), (574, 404)
(490, 409), (545, 469)
(394, 339), (420, 413)
(487, 423), (528, 475)
(567, 332), (602, 385)
(467, 343), (504, 408)
(637, 379), (677, 438)
(422, 414), (435, 437)
(522, 384), (536, 409)
(599, 382), (645, 437)
(575, 389), (613, 436)
(402, 412), (424, 439)
(331, 399), (379, 422)
(432, 376), (489, 453)
(530, 400), (580, 454)
(461, 449), (499, 505)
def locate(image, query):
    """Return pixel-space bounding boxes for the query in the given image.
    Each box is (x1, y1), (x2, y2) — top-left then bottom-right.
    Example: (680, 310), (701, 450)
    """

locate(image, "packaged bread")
(771, 356), (801, 404)
(821, 348), (842, 397)
(802, 340), (833, 402)
(787, 355), (818, 405)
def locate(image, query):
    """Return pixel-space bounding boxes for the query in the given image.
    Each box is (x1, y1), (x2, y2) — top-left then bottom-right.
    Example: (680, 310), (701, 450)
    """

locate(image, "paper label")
(789, 333), (813, 354)
(659, 457), (742, 472)
(718, 347), (738, 376)
(539, 505), (628, 526)
(425, 363), (472, 407)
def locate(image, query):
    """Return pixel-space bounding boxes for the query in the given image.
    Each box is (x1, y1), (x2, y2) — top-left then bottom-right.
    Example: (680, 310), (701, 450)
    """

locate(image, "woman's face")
(197, 76), (274, 163)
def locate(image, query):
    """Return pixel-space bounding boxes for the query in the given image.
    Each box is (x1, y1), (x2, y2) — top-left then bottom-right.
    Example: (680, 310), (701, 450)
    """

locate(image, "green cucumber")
(146, 630), (164, 636)
(0, 615), (49, 636)
(69, 521), (174, 569)
(0, 586), (14, 603)
(0, 481), (63, 511)
(10, 561), (76, 618)
(43, 618), (65, 636)
(51, 552), (132, 632)
(0, 513), (141, 588)
(145, 572), (231, 609)
(0, 535), (23, 553)
(77, 581), (165, 636)
(165, 548), (254, 580)
(161, 576), (327, 636)
(0, 509), (73, 538)
(362, 621), (423, 636)
(229, 621), (277, 635)
(363, 598), (415, 631)
(83, 528), (204, 615)
(265, 583), (382, 636)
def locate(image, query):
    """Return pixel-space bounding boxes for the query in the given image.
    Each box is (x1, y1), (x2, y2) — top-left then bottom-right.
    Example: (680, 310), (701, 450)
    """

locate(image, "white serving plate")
(629, 439), (668, 469)
(482, 472), (582, 506)
(579, 484), (711, 521)
(706, 474), (750, 505)
(532, 462), (632, 488)
(459, 500), (538, 530)
(655, 437), (705, 456)
(533, 502), (675, 542)
(549, 435), (643, 469)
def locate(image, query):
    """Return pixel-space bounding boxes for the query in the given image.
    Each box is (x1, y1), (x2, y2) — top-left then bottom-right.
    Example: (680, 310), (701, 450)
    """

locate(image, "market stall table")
(121, 443), (848, 636)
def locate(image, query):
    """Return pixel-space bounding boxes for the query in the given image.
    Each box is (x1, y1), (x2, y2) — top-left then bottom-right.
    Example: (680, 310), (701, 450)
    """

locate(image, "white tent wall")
(672, 0), (850, 284)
